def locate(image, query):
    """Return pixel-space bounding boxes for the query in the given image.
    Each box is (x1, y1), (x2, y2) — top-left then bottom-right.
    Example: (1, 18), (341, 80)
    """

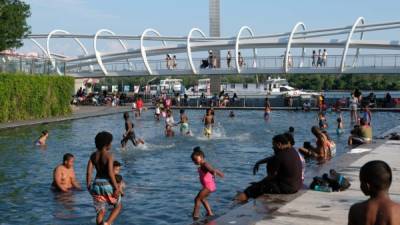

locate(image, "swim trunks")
(180, 122), (189, 134)
(203, 126), (212, 137)
(90, 178), (121, 213)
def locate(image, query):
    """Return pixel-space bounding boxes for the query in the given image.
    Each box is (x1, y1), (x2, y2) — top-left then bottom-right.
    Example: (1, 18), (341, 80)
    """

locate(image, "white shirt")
(166, 116), (175, 126)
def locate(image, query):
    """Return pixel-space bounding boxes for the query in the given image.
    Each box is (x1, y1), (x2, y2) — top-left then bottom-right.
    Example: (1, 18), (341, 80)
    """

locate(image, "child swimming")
(191, 147), (224, 220)
(177, 109), (190, 135)
(121, 112), (144, 148)
(35, 130), (49, 146)
(202, 108), (214, 138)
(348, 160), (400, 225)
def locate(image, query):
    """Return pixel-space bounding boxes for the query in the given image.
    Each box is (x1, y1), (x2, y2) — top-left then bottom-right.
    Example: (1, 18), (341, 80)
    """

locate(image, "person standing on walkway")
(165, 54), (171, 69)
(317, 49), (322, 67)
(312, 50), (317, 67)
(172, 55), (177, 69)
(226, 50), (232, 68)
(322, 49), (328, 67)
(238, 52), (244, 68)
(208, 50), (214, 68)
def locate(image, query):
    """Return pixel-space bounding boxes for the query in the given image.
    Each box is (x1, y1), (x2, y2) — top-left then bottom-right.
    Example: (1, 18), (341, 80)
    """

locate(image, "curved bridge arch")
(187, 28), (207, 74)
(140, 28), (167, 75)
(235, 26), (257, 73)
(30, 38), (49, 57)
(285, 22), (306, 73)
(340, 17), (365, 72)
(94, 29), (130, 76)
(47, 29), (90, 75)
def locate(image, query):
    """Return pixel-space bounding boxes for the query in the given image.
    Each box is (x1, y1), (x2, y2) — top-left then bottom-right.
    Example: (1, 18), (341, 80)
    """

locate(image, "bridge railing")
(66, 54), (400, 74)
(3, 53), (400, 75)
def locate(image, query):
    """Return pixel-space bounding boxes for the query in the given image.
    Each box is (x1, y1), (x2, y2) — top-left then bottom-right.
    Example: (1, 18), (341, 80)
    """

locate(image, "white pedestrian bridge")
(25, 17), (400, 77)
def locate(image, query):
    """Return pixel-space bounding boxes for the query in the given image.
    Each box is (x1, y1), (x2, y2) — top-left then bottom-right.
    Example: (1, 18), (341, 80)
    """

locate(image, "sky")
(20, 0), (400, 56)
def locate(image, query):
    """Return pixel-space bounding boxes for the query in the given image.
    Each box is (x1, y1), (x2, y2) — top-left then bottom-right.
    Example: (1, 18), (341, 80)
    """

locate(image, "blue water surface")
(0, 109), (398, 225)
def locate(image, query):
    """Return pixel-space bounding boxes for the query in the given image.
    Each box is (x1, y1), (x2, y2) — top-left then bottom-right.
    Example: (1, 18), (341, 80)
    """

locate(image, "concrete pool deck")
(206, 126), (400, 225)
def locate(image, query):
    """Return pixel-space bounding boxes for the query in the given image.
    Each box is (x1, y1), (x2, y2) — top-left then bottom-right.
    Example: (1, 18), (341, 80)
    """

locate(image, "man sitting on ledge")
(236, 134), (303, 202)
(348, 118), (373, 146)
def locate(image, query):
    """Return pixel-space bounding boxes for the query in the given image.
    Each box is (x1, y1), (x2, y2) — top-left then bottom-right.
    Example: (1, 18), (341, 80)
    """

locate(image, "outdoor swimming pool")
(0, 110), (399, 225)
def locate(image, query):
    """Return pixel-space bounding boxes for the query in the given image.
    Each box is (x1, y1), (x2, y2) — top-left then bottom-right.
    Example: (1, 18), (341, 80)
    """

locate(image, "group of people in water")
(34, 94), (400, 225)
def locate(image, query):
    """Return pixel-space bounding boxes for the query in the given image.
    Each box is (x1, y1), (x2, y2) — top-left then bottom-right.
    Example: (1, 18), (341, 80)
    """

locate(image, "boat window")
(256, 83), (260, 89)
(243, 84), (248, 89)
(230, 84), (235, 89)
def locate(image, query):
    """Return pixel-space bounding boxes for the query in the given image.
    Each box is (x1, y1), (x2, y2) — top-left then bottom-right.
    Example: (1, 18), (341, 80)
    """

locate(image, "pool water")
(0, 110), (398, 225)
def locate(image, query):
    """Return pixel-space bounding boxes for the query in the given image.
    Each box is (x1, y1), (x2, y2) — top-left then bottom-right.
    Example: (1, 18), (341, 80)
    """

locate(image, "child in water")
(348, 160), (400, 225)
(318, 112), (328, 129)
(36, 130), (49, 146)
(264, 103), (272, 120)
(165, 110), (176, 137)
(177, 109), (190, 135)
(121, 112), (144, 148)
(154, 103), (161, 121)
(191, 147), (224, 220)
(336, 113), (344, 135)
(202, 108), (214, 138)
(113, 161), (125, 197)
(229, 110), (235, 118)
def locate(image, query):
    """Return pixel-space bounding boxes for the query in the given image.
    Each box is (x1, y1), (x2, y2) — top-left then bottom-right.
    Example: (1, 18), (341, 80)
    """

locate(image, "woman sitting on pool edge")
(299, 126), (336, 161)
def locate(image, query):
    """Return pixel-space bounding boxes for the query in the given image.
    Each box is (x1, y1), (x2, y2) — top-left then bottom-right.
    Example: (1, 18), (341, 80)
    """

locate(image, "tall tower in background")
(209, 0), (220, 38)
(209, 0), (221, 94)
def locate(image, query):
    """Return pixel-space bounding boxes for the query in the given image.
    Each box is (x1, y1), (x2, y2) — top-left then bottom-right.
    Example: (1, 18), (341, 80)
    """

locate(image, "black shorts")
(244, 179), (297, 199)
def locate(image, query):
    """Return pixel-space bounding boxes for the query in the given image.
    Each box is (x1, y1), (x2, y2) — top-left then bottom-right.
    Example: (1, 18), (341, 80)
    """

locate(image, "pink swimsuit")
(198, 166), (216, 192)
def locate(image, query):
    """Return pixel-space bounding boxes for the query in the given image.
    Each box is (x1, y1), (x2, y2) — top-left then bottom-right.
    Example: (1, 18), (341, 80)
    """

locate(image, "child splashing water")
(191, 147), (224, 220)
(202, 108), (214, 138)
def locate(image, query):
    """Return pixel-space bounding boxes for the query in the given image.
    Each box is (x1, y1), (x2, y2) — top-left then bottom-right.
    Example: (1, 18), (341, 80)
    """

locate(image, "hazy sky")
(20, 0), (400, 56)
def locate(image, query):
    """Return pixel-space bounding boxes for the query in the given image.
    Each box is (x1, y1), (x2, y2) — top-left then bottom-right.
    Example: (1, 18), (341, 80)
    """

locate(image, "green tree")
(0, 0), (31, 51)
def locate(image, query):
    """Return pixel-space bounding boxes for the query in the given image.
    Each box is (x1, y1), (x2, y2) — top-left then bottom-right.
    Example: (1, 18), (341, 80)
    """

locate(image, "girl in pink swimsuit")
(191, 146), (224, 220)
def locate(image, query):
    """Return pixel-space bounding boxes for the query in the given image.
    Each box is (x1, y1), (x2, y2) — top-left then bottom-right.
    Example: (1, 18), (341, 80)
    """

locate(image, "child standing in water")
(264, 100), (272, 120)
(202, 108), (214, 138)
(165, 110), (176, 137)
(121, 112), (144, 149)
(191, 147), (224, 220)
(348, 160), (400, 225)
(318, 112), (328, 130)
(177, 109), (190, 135)
(35, 130), (49, 146)
(86, 131), (122, 225)
(154, 103), (161, 121)
(337, 113), (344, 135)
